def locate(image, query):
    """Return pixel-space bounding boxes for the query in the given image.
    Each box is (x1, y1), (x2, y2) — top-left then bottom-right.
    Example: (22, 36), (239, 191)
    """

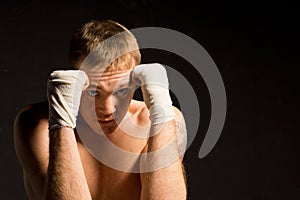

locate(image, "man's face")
(79, 67), (136, 134)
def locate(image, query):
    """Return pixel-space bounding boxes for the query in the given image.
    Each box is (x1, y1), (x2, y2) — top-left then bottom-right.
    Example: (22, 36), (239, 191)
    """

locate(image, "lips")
(98, 119), (114, 125)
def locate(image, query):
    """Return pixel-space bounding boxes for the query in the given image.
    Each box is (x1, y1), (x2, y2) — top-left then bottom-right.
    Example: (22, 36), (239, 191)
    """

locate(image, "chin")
(100, 123), (118, 135)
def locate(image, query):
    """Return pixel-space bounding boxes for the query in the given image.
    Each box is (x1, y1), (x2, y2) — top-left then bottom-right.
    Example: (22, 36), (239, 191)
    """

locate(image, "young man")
(14, 19), (187, 200)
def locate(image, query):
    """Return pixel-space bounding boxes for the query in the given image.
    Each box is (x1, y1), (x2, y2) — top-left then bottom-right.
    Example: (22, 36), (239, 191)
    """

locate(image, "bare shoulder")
(14, 101), (50, 199)
(129, 100), (150, 127)
(14, 100), (49, 174)
(14, 101), (49, 136)
(173, 106), (184, 121)
(129, 100), (185, 126)
(130, 101), (187, 157)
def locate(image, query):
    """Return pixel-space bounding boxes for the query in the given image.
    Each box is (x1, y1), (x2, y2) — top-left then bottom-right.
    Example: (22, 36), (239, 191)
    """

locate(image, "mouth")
(98, 119), (114, 125)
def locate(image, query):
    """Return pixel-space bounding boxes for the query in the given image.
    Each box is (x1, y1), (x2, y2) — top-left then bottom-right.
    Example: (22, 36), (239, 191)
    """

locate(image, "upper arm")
(173, 106), (188, 158)
(140, 108), (188, 199)
(13, 102), (50, 199)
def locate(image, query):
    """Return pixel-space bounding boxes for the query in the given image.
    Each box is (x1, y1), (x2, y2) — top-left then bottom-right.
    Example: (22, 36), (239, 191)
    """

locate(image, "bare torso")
(17, 100), (150, 200)
(75, 100), (149, 199)
(77, 140), (143, 200)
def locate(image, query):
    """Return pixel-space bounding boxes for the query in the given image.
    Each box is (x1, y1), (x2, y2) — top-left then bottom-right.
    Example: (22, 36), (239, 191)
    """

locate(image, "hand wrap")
(47, 70), (89, 129)
(133, 63), (175, 125)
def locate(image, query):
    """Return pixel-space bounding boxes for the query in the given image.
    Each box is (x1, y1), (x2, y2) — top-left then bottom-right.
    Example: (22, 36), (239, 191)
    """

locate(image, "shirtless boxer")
(14, 19), (187, 200)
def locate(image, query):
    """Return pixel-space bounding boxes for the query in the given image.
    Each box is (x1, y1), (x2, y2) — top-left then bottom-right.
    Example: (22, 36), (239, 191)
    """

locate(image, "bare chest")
(77, 141), (142, 200)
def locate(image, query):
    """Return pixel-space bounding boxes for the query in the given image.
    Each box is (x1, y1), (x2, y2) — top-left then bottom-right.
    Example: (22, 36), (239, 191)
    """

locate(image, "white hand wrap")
(47, 70), (89, 129)
(133, 63), (175, 125)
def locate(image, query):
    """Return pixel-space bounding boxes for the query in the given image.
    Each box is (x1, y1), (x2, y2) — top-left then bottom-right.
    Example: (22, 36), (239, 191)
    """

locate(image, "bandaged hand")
(132, 63), (175, 126)
(47, 70), (89, 130)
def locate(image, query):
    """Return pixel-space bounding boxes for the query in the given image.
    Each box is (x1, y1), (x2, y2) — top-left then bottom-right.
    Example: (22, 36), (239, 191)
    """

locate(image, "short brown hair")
(68, 19), (141, 71)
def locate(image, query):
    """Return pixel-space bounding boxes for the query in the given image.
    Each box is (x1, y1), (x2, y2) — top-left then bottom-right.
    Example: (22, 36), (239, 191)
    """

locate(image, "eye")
(86, 90), (99, 97)
(114, 88), (129, 96)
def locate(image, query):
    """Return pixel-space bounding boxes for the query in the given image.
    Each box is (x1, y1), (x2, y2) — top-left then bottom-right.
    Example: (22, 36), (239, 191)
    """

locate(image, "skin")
(14, 65), (187, 200)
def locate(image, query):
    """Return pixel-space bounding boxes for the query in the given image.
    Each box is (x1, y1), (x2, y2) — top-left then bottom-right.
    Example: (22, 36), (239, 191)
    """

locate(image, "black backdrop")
(0, 1), (299, 199)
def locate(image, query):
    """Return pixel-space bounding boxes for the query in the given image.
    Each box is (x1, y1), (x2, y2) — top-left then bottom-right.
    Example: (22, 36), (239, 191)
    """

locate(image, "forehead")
(85, 68), (132, 86)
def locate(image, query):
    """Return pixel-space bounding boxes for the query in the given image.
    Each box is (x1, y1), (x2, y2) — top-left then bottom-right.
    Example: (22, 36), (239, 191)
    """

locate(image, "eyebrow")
(88, 82), (131, 91)
(118, 79), (132, 87)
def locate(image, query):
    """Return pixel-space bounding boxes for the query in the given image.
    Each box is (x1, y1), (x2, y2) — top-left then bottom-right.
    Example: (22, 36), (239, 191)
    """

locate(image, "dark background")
(0, 0), (299, 199)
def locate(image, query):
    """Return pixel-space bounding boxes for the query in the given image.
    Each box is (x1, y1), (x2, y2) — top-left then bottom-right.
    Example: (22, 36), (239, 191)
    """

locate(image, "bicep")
(173, 106), (188, 160)
(14, 105), (49, 199)
(140, 111), (188, 199)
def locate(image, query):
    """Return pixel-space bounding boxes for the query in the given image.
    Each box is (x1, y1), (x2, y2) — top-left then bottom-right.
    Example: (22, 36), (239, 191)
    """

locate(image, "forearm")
(140, 120), (187, 200)
(45, 127), (91, 200)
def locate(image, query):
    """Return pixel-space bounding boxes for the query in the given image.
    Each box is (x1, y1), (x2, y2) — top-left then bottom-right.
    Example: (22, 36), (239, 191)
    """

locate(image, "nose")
(95, 95), (116, 118)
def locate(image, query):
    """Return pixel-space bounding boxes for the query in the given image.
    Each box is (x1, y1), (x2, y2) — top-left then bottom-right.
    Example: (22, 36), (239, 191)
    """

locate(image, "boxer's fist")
(47, 70), (89, 129)
(132, 63), (175, 125)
